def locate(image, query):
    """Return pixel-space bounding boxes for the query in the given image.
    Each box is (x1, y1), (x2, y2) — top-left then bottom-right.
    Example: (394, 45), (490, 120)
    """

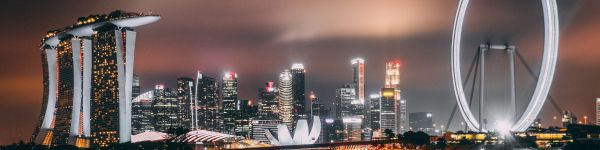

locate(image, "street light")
(584, 116), (588, 124)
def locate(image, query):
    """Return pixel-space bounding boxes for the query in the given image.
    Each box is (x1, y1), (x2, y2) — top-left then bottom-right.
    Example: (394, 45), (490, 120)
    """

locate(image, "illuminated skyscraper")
(399, 100), (407, 132)
(132, 74), (140, 100)
(235, 99), (255, 136)
(195, 72), (221, 131)
(335, 84), (355, 119)
(380, 88), (396, 133)
(258, 82), (279, 120)
(255, 82), (280, 143)
(32, 10), (159, 148)
(351, 58), (365, 104)
(369, 94), (381, 132)
(409, 112), (434, 135)
(597, 98), (600, 125)
(384, 60), (404, 133)
(278, 70), (294, 127)
(291, 64), (307, 125)
(335, 84), (362, 141)
(176, 77), (194, 130)
(132, 91), (154, 135)
(310, 92), (323, 118)
(222, 72), (238, 134)
(153, 85), (179, 132)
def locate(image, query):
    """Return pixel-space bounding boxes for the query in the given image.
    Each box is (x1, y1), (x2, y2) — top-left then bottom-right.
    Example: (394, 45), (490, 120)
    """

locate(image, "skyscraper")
(258, 82), (279, 120)
(380, 88), (396, 133)
(351, 58), (365, 104)
(597, 98), (600, 125)
(195, 72), (221, 131)
(278, 70), (294, 128)
(32, 11), (159, 148)
(132, 91), (155, 135)
(335, 84), (362, 141)
(291, 64), (307, 124)
(132, 74), (141, 100)
(335, 84), (355, 119)
(222, 72), (238, 134)
(409, 112), (434, 135)
(235, 99), (256, 137)
(176, 77), (194, 130)
(310, 92), (322, 118)
(385, 60), (404, 133)
(152, 85), (179, 132)
(369, 94), (381, 132)
(399, 100), (407, 132)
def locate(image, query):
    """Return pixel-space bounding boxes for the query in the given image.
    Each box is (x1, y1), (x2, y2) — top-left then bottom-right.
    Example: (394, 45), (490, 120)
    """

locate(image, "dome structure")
(172, 130), (243, 143)
(131, 131), (168, 143)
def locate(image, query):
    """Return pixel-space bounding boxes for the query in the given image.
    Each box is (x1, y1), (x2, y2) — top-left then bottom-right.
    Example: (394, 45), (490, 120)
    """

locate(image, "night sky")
(0, 0), (599, 144)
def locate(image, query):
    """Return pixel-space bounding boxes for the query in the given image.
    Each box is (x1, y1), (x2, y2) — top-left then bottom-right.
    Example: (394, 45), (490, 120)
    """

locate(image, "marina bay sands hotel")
(31, 10), (160, 148)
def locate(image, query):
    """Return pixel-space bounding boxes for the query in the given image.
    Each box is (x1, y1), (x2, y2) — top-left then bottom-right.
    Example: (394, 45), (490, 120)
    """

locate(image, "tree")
(436, 137), (447, 149)
(383, 129), (395, 139)
(403, 131), (416, 145)
(413, 131), (430, 146)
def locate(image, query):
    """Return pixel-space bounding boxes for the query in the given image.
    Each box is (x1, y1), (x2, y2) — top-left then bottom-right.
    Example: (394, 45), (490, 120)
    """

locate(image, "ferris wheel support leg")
(508, 47), (517, 124)
(479, 44), (486, 132)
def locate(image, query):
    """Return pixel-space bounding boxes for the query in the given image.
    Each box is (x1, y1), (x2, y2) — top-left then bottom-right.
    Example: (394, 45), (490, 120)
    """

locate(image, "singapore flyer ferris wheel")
(450, 0), (559, 132)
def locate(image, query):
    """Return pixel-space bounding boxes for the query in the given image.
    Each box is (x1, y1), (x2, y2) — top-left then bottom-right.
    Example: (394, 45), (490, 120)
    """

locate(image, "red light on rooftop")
(266, 82), (274, 92)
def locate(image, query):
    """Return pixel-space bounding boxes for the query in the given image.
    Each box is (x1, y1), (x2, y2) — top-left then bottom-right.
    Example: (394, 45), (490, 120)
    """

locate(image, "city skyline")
(0, 0), (599, 145)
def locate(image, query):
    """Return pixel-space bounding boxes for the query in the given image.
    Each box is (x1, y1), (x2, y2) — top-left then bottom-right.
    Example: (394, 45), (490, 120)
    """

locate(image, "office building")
(176, 77), (194, 130)
(322, 118), (344, 143)
(132, 74), (141, 100)
(370, 94), (381, 132)
(335, 84), (362, 141)
(399, 100), (407, 132)
(597, 98), (600, 125)
(32, 11), (159, 147)
(335, 84), (355, 119)
(222, 72), (238, 134)
(153, 85), (180, 132)
(291, 64), (307, 124)
(385, 60), (404, 133)
(409, 112), (434, 135)
(380, 88), (396, 133)
(251, 120), (281, 144)
(310, 92), (323, 118)
(278, 70), (294, 128)
(258, 82), (279, 120)
(132, 91), (155, 135)
(195, 72), (221, 131)
(562, 111), (577, 128)
(235, 99), (255, 137)
(351, 58), (365, 105)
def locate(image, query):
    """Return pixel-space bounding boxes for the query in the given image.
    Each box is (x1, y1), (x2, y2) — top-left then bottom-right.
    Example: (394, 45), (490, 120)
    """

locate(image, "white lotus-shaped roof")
(266, 116), (321, 145)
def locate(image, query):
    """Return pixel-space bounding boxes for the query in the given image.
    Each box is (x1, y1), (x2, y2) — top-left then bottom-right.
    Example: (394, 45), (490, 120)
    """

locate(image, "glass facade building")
(132, 91), (155, 134)
(291, 64), (306, 125)
(258, 82), (279, 120)
(195, 73), (221, 131)
(380, 88), (396, 133)
(176, 77), (194, 129)
(221, 72), (238, 134)
(152, 85), (180, 132)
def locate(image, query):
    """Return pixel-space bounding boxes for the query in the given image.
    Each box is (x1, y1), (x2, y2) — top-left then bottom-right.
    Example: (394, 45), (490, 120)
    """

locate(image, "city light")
(12, 0), (596, 149)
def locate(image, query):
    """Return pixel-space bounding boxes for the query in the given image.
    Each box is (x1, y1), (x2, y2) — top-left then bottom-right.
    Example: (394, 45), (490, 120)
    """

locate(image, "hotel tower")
(31, 10), (159, 148)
